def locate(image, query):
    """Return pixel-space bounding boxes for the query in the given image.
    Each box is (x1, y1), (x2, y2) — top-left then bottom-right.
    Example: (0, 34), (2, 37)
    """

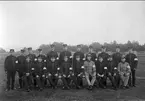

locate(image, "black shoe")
(125, 86), (129, 89)
(76, 86), (81, 89)
(39, 88), (43, 91)
(133, 85), (136, 87)
(89, 86), (93, 90)
(26, 89), (30, 92)
(5, 89), (10, 92)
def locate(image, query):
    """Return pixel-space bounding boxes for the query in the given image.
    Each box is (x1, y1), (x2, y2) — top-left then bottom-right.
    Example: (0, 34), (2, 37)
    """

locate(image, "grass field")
(0, 53), (145, 101)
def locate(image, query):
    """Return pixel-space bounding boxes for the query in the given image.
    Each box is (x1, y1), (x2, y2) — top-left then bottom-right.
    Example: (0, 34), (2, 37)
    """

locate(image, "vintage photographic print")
(0, 1), (145, 101)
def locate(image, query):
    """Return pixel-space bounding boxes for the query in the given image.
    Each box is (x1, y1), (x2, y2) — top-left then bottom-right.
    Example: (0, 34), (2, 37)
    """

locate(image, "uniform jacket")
(73, 60), (84, 75)
(112, 52), (122, 67)
(118, 62), (131, 74)
(16, 55), (26, 73)
(35, 61), (46, 75)
(61, 61), (72, 76)
(59, 50), (72, 65)
(95, 60), (107, 75)
(125, 53), (138, 69)
(4, 55), (17, 72)
(47, 61), (59, 75)
(84, 60), (96, 75)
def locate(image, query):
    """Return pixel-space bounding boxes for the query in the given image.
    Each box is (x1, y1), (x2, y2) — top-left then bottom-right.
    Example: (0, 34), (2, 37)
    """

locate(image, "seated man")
(73, 55), (85, 89)
(84, 54), (96, 90)
(95, 56), (107, 89)
(61, 56), (77, 90)
(47, 56), (60, 89)
(118, 55), (131, 89)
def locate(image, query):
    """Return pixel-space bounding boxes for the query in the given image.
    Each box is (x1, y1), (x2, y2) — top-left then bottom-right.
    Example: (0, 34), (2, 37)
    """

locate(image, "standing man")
(125, 47), (138, 87)
(98, 46), (109, 66)
(26, 47), (37, 87)
(59, 44), (72, 66)
(4, 49), (17, 91)
(16, 49), (26, 89)
(112, 46), (122, 67)
(73, 45), (85, 63)
(47, 44), (58, 62)
(87, 45), (97, 62)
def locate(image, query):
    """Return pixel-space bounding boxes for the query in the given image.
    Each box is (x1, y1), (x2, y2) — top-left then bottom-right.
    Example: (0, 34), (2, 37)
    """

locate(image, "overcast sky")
(0, 1), (145, 51)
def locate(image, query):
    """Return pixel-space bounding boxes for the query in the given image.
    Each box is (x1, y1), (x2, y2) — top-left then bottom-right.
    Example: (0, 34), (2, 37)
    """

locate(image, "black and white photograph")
(0, 1), (145, 101)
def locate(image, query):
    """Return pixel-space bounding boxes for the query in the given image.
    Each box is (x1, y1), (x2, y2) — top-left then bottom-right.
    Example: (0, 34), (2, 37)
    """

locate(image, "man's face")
(99, 57), (103, 62)
(102, 48), (106, 52)
(109, 57), (113, 61)
(76, 57), (80, 61)
(116, 48), (120, 52)
(77, 47), (81, 51)
(64, 57), (68, 62)
(89, 48), (93, 52)
(51, 58), (55, 62)
(51, 47), (55, 51)
(64, 47), (68, 51)
(10, 51), (14, 55)
(87, 56), (91, 61)
(121, 58), (126, 62)
(129, 49), (133, 53)
(39, 51), (42, 54)
(28, 50), (32, 54)
(38, 57), (42, 62)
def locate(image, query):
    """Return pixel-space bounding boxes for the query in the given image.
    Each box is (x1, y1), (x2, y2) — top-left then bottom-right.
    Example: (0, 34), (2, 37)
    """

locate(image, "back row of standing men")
(4, 44), (138, 91)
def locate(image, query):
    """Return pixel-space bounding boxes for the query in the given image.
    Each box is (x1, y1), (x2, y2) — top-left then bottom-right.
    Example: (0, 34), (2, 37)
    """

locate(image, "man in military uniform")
(95, 56), (107, 89)
(87, 45), (97, 62)
(59, 44), (72, 66)
(98, 46), (109, 66)
(47, 56), (59, 89)
(112, 46), (122, 67)
(125, 47), (138, 87)
(47, 44), (58, 62)
(4, 49), (17, 91)
(16, 49), (26, 89)
(84, 54), (96, 90)
(61, 55), (77, 90)
(23, 56), (33, 92)
(73, 45), (85, 63)
(26, 47), (37, 87)
(73, 55), (84, 89)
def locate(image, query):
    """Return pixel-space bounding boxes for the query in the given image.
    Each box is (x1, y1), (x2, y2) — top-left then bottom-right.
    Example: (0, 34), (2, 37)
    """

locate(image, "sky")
(0, 1), (145, 51)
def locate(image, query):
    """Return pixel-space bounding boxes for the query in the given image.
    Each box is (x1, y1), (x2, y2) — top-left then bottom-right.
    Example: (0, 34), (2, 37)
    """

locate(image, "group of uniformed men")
(4, 44), (138, 92)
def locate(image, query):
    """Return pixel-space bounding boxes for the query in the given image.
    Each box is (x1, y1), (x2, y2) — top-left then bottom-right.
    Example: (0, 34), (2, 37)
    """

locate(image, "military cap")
(50, 44), (55, 48)
(63, 44), (67, 47)
(37, 48), (42, 52)
(89, 45), (93, 49)
(10, 49), (14, 52)
(21, 49), (25, 53)
(28, 47), (32, 50)
(77, 45), (82, 48)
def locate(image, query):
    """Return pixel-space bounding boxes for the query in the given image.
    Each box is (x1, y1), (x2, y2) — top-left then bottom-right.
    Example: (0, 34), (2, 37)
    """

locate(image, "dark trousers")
(104, 75), (117, 88)
(48, 75), (58, 87)
(128, 69), (136, 86)
(76, 76), (83, 87)
(18, 71), (24, 88)
(113, 74), (120, 88)
(35, 75), (42, 89)
(6, 71), (16, 90)
(23, 75), (33, 90)
(62, 75), (78, 87)
(96, 76), (106, 88)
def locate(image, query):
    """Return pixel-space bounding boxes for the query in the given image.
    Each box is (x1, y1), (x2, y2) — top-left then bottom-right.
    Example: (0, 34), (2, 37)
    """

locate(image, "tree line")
(0, 40), (145, 54)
